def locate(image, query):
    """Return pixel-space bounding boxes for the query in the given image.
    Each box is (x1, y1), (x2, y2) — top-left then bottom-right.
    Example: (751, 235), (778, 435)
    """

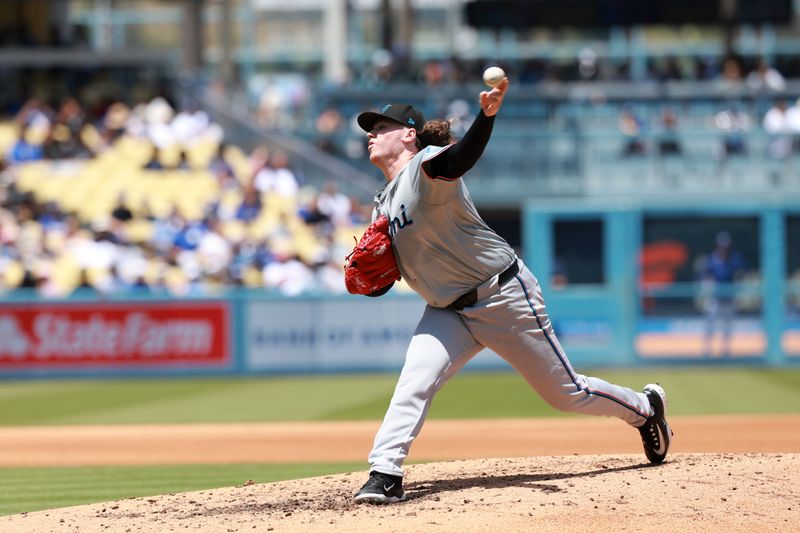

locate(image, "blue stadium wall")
(524, 195), (800, 367)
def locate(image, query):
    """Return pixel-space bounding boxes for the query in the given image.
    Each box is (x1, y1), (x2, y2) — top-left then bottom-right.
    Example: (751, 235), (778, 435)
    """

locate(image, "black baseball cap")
(357, 103), (426, 133)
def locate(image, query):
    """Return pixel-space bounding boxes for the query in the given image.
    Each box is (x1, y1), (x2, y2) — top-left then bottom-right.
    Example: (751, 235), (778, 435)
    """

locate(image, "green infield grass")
(1, 367), (799, 515)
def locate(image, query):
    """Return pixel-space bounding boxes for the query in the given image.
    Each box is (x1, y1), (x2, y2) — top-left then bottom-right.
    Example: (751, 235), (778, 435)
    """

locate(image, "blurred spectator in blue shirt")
(700, 231), (746, 356)
(235, 186), (262, 222)
(173, 217), (206, 251)
(7, 126), (44, 165)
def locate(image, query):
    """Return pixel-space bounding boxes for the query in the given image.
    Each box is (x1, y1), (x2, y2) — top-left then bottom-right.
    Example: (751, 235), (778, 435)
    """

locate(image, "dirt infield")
(1, 415), (799, 532)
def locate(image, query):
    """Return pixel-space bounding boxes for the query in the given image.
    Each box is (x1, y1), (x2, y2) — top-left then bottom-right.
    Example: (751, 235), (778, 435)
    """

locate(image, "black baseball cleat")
(638, 383), (673, 464)
(353, 471), (406, 504)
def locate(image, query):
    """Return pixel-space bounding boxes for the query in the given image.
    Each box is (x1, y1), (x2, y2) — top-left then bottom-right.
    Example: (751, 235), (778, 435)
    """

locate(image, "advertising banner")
(245, 296), (507, 373)
(0, 301), (231, 369)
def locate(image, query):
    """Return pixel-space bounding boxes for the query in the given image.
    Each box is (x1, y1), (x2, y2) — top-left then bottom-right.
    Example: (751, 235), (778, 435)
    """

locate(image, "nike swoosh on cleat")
(383, 483), (395, 492)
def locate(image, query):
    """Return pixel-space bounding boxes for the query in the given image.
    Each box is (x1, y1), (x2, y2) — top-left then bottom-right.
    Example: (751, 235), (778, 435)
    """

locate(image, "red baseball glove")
(344, 215), (401, 295)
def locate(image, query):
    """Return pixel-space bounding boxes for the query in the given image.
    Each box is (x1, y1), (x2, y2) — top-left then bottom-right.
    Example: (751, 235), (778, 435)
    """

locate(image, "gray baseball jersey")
(374, 145), (515, 308)
(366, 143), (655, 478)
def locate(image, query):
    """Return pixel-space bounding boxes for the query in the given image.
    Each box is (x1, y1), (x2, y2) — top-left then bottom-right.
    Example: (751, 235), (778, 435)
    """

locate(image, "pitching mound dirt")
(3, 453), (797, 532)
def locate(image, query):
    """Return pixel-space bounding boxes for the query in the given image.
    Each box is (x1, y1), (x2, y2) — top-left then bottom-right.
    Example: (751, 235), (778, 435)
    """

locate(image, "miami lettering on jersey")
(388, 204), (413, 237)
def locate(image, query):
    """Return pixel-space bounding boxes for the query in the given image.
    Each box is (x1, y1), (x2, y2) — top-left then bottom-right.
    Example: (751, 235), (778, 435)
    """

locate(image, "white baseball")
(482, 66), (506, 88)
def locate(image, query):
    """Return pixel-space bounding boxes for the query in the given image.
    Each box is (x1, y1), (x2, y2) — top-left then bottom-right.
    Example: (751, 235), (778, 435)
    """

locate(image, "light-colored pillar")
(323, 0), (348, 84)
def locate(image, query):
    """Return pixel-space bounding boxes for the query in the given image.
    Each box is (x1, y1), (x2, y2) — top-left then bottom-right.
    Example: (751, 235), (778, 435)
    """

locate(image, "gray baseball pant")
(368, 259), (653, 477)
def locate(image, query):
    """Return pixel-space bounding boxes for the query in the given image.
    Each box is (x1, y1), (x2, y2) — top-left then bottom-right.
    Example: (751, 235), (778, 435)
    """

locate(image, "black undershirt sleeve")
(423, 110), (495, 180)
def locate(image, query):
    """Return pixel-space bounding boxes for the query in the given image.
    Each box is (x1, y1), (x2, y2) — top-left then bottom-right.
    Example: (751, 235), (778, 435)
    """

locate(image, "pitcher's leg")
(368, 305), (482, 477)
(470, 266), (651, 427)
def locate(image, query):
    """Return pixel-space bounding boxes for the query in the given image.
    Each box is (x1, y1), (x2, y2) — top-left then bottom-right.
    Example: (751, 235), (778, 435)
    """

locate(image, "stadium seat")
(2, 260), (25, 288)
(126, 218), (155, 243)
(0, 122), (18, 154)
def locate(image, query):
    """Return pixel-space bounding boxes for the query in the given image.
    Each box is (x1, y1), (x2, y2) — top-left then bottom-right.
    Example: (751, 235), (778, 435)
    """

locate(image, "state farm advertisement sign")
(0, 302), (230, 368)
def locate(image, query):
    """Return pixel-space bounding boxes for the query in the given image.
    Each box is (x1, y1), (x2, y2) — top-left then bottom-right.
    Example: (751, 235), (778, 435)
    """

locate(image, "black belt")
(449, 261), (519, 311)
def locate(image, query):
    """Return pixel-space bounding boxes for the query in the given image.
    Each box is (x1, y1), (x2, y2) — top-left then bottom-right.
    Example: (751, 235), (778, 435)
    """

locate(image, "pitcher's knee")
(538, 387), (589, 414)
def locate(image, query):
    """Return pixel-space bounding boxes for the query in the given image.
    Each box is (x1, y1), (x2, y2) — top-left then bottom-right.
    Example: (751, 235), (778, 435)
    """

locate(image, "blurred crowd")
(3, 49), (798, 301)
(344, 49), (794, 88)
(304, 53), (800, 164)
(0, 95), (374, 299)
(612, 93), (800, 163)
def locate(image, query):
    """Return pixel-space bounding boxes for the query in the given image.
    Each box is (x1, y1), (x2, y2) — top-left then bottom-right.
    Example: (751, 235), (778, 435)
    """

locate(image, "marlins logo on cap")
(357, 104), (426, 133)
